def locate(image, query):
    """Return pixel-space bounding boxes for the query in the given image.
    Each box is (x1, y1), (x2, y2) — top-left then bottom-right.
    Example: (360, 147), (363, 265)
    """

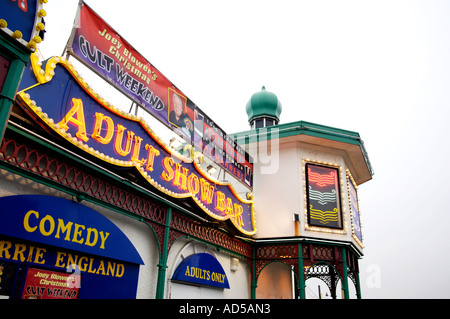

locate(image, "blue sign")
(0, 195), (143, 265)
(172, 253), (230, 289)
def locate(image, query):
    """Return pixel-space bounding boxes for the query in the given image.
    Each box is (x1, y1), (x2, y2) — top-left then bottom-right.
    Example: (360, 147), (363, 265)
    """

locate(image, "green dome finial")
(246, 86), (282, 127)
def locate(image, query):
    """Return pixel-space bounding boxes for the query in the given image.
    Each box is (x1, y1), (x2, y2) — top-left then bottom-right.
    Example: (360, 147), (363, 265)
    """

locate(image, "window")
(305, 163), (343, 229)
(255, 119), (265, 129)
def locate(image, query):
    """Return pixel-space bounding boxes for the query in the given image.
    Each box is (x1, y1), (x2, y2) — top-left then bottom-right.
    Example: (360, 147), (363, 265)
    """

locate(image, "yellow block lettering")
(78, 256), (88, 272)
(72, 224), (85, 244)
(200, 179), (215, 204)
(224, 197), (234, 216)
(55, 251), (66, 268)
(130, 135), (146, 166)
(92, 112), (114, 144)
(106, 261), (116, 276)
(12, 243), (26, 262)
(114, 124), (134, 156)
(85, 228), (98, 247)
(116, 264), (125, 278)
(99, 231), (109, 249)
(173, 163), (189, 190)
(39, 214), (55, 236)
(96, 260), (106, 275)
(67, 253), (79, 268)
(234, 204), (244, 227)
(23, 210), (39, 233)
(57, 98), (89, 142)
(187, 174), (199, 195)
(161, 157), (175, 182)
(0, 241), (12, 259)
(55, 218), (73, 241)
(34, 247), (46, 264)
(144, 144), (160, 172)
(216, 191), (225, 212)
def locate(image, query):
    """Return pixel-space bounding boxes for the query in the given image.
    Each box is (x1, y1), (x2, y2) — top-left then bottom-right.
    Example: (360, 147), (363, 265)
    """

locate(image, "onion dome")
(246, 86), (282, 128)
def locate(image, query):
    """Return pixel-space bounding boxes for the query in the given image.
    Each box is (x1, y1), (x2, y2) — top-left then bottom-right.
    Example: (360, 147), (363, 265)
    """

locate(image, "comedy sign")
(16, 53), (256, 236)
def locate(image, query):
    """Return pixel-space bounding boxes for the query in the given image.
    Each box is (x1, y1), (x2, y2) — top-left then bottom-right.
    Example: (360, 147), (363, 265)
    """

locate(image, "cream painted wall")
(252, 142), (301, 238)
(249, 138), (364, 253)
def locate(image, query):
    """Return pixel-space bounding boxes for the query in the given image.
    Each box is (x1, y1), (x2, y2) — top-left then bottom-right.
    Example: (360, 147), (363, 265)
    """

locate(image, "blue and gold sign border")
(0, 0), (47, 50)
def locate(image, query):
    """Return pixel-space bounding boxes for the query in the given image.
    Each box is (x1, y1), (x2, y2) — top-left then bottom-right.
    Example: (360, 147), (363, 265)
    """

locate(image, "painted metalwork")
(254, 242), (361, 299)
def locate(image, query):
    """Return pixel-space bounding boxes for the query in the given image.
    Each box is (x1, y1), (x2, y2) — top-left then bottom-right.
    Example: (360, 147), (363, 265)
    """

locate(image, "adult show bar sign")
(64, 1), (253, 187)
(16, 53), (256, 236)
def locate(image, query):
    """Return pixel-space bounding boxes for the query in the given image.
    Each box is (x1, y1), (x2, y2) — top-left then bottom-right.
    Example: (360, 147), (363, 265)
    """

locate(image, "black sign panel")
(306, 163), (342, 229)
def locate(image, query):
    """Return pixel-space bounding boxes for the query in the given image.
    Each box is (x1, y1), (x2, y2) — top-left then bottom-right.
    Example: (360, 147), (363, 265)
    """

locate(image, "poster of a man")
(169, 92), (186, 127)
(168, 89), (194, 140)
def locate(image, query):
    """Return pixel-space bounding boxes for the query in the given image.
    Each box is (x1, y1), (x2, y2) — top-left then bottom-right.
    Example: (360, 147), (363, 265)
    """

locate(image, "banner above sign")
(0, 0), (46, 50)
(16, 53), (256, 235)
(64, 1), (253, 187)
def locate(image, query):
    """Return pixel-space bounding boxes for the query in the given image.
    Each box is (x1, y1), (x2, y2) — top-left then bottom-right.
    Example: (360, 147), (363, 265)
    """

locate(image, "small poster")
(21, 268), (80, 299)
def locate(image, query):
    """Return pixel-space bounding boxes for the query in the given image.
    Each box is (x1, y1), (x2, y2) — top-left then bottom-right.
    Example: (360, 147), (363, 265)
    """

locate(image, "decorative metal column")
(156, 207), (172, 299)
(297, 243), (306, 299)
(341, 247), (350, 299)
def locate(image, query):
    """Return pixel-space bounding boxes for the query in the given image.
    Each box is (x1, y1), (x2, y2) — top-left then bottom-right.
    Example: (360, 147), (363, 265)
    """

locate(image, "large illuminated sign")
(16, 53), (256, 235)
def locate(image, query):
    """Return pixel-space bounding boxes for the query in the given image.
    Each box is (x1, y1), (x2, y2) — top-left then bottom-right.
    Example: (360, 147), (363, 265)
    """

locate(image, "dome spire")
(246, 86), (282, 129)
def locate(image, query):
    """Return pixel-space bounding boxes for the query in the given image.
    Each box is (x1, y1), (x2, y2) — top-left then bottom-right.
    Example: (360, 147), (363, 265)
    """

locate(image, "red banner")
(21, 268), (80, 299)
(66, 1), (253, 187)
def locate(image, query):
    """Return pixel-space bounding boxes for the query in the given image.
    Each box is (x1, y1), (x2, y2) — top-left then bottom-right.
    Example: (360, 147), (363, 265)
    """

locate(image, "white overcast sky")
(37, 0), (450, 299)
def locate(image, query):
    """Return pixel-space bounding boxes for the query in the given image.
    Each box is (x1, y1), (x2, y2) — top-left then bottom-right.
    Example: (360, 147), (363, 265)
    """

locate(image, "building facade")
(234, 87), (373, 298)
(0, 2), (373, 299)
